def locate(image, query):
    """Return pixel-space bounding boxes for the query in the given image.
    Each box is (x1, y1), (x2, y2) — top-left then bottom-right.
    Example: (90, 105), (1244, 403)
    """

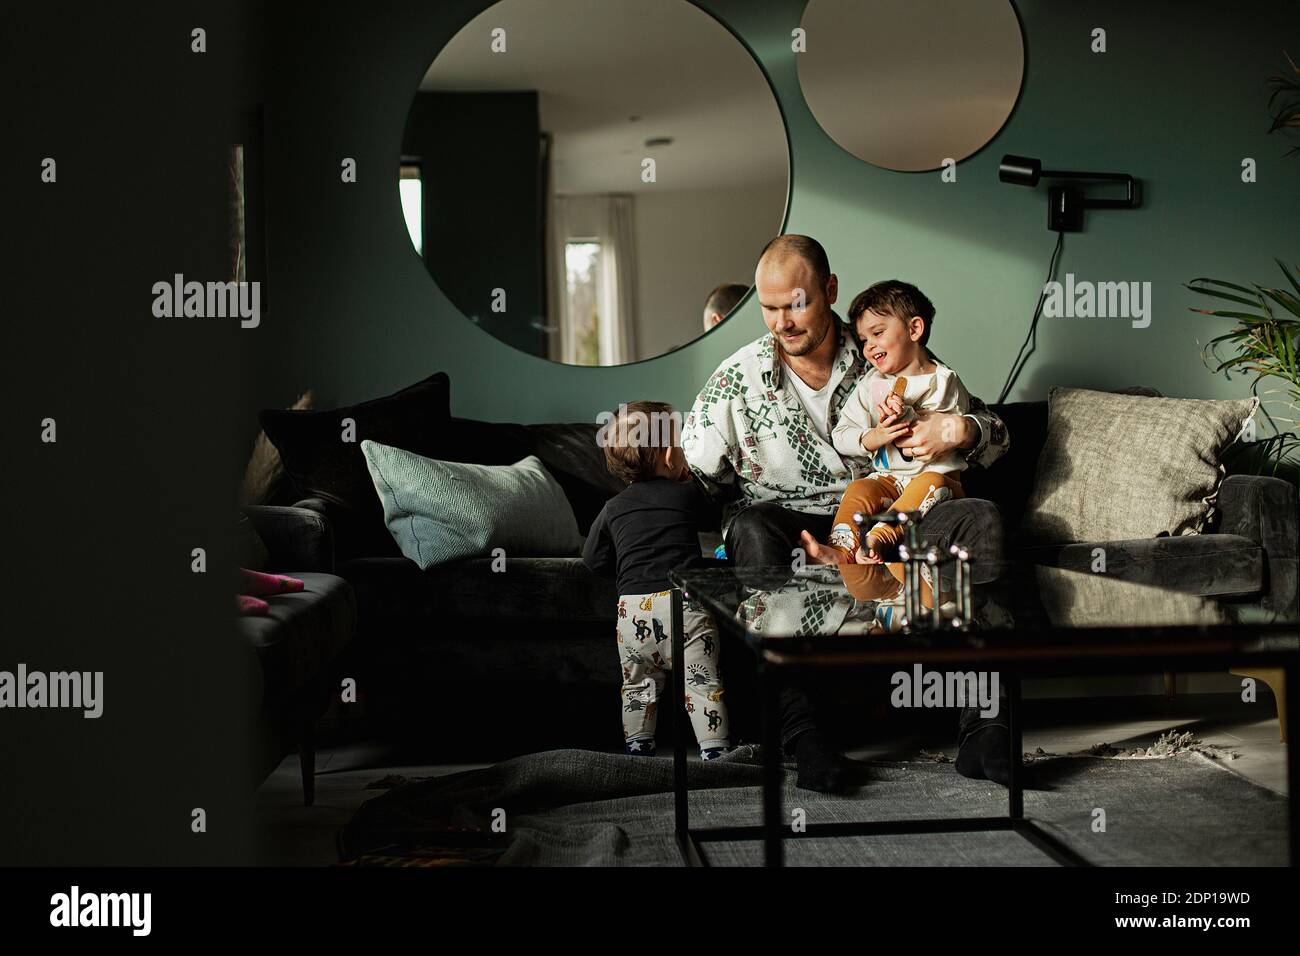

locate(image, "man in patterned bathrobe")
(682, 235), (1012, 792)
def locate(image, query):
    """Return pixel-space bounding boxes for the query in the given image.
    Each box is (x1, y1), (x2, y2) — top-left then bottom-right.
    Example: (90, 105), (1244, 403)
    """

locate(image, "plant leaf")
(1277, 259), (1300, 299)
(1192, 309), (1275, 323)
(1258, 287), (1300, 319)
(1188, 277), (1261, 295)
(1186, 284), (1266, 308)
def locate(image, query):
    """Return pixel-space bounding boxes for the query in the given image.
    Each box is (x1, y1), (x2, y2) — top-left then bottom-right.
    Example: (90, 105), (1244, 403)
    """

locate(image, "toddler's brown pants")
(828, 471), (965, 560)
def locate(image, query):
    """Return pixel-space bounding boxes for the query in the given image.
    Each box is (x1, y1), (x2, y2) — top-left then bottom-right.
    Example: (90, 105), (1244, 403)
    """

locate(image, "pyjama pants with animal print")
(616, 590), (730, 757)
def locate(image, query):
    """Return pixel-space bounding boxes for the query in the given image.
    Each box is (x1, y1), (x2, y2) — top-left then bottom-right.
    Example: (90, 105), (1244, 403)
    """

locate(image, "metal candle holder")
(852, 509), (975, 631)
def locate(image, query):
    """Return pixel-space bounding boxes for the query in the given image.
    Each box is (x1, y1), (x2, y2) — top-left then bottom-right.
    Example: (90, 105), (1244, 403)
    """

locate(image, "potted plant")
(1267, 50), (1299, 155)
(1189, 260), (1300, 485)
(1187, 50), (1300, 487)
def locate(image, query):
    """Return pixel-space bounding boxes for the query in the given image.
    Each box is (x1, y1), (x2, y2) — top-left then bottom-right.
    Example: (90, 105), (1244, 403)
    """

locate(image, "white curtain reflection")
(551, 194), (639, 365)
(599, 195), (637, 365)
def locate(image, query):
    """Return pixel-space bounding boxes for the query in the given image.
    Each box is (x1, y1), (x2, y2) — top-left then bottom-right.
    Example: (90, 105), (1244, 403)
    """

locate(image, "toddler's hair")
(602, 400), (676, 484)
(848, 280), (936, 346)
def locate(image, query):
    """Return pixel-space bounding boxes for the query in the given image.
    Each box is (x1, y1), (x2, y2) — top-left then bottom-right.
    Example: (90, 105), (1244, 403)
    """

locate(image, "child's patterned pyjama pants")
(616, 590), (730, 757)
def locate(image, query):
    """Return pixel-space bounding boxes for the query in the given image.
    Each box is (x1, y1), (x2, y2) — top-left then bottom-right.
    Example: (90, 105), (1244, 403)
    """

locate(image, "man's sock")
(792, 731), (853, 793)
(954, 725), (1013, 787)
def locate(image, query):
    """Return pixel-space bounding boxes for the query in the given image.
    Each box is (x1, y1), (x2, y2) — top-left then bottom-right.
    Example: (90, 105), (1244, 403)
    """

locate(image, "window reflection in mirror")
(399, 163), (422, 255)
(565, 241), (601, 367)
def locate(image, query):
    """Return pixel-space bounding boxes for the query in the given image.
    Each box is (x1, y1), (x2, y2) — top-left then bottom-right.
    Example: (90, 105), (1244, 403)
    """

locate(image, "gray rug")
(339, 748), (1287, 866)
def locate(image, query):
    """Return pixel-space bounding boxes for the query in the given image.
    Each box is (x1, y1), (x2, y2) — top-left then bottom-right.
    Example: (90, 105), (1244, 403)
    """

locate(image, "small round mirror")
(796, 0), (1024, 172)
(401, 0), (790, 365)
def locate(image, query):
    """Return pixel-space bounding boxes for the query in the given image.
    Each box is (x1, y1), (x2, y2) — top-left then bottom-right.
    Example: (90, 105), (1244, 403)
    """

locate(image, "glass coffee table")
(667, 561), (1300, 867)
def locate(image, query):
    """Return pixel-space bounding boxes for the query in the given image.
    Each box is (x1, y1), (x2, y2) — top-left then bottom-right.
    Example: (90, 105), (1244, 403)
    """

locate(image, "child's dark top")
(582, 477), (716, 595)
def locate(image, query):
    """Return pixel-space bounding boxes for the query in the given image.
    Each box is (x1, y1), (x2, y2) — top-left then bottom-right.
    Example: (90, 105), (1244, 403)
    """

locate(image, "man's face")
(754, 255), (838, 358)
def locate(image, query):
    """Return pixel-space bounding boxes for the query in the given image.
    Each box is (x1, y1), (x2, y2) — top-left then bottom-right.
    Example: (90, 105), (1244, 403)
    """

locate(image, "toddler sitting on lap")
(800, 280), (970, 566)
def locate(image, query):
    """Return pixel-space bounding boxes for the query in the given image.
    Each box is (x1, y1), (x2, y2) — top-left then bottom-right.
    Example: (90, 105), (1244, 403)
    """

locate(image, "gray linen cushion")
(1020, 387), (1258, 543)
(361, 441), (584, 569)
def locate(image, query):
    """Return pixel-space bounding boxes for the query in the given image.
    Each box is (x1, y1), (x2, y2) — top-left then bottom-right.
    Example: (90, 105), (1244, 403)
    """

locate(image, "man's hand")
(893, 410), (976, 462)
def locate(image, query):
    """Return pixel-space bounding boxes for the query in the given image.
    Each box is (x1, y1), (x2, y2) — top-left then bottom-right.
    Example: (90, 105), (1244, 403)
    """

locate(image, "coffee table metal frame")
(668, 571), (1299, 868)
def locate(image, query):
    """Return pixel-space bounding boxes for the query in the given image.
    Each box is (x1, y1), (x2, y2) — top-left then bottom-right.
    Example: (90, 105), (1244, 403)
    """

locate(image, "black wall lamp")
(998, 154), (1141, 232)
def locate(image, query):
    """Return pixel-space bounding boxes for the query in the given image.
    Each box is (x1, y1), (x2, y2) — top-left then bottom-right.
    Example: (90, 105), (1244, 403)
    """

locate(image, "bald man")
(683, 234), (1012, 792)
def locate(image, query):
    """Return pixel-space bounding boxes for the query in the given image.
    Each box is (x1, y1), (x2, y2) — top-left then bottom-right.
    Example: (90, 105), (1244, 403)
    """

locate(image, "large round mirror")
(400, 0), (790, 366)
(796, 0), (1024, 172)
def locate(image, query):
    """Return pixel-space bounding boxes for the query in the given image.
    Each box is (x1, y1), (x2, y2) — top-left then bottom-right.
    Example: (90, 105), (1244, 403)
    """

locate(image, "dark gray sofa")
(238, 505), (356, 803)
(962, 399), (1299, 607)
(248, 393), (1297, 756)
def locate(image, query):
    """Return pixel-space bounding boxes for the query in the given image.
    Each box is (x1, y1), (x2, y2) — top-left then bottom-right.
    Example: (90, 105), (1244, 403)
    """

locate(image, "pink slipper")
(237, 594), (270, 615)
(239, 568), (305, 596)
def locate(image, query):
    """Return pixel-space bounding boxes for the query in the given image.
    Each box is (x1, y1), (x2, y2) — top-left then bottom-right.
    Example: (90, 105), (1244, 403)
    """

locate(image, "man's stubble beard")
(774, 311), (835, 359)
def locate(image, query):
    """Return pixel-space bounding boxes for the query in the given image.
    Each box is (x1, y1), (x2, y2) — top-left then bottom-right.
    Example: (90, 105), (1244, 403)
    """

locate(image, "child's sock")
(826, 522), (860, 562)
(237, 594), (270, 616)
(624, 735), (656, 757)
(239, 568), (305, 596)
(699, 739), (731, 761)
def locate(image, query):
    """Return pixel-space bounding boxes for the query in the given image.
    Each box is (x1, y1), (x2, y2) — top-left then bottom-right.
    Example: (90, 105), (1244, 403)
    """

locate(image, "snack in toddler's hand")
(890, 375), (918, 459)
(882, 376), (911, 419)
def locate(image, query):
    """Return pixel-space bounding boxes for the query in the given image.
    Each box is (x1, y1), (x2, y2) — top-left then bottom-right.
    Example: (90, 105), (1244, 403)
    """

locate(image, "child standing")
(584, 401), (731, 760)
(802, 280), (971, 565)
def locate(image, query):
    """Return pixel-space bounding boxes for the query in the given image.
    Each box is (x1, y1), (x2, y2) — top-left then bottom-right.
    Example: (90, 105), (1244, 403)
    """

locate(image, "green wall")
(254, 0), (1300, 430)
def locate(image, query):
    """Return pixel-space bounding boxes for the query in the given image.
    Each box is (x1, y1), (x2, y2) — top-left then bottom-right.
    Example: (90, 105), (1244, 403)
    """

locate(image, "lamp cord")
(996, 230), (1065, 406)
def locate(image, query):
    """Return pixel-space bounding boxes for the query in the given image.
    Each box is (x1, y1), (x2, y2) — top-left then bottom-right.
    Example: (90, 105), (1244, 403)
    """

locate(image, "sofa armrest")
(241, 503), (335, 574)
(1218, 474), (1299, 558)
(1218, 474), (1298, 611)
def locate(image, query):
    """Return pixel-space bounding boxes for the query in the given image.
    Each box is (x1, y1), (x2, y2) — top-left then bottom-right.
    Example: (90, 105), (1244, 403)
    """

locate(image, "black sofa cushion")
(342, 555), (616, 627)
(1022, 533), (1264, 597)
(965, 400), (1047, 535)
(260, 372), (450, 560)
